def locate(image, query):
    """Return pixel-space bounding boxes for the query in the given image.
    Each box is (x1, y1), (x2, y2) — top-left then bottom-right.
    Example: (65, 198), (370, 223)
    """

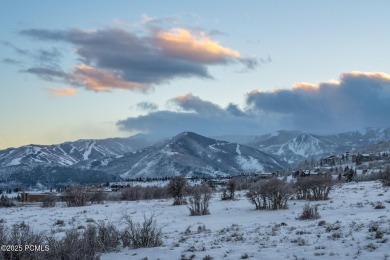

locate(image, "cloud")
(19, 25), (257, 92)
(2, 41), (29, 56)
(2, 41), (61, 68)
(72, 65), (149, 92)
(22, 67), (75, 83)
(117, 71), (390, 137)
(47, 87), (77, 96)
(35, 47), (62, 65)
(2, 58), (21, 65)
(170, 93), (225, 116)
(246, 71), (390, 133)
(155, 28), (242, 64)
(117, 93), (273, 137)
(136, 102), (159, 111)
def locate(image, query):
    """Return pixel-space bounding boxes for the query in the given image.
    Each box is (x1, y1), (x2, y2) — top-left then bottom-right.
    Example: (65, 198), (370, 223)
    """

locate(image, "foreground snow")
(1, 181), (389, 259)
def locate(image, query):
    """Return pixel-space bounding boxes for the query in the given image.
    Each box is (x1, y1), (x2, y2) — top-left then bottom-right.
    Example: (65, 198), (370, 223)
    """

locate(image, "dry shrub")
(121, 185), (168, 201)
(246, 178), (293, 210)
(380, 168), (390, 186)
(121, 185), (143, 201)
(0, 222), (46, 260)
(188, 185), (212, 216)
(62, 185), (89, 207)
(298, 204), (321, 220)
(1, 215), (162, 259)
(0, 195), (15, 208)
(294, 175), (334, 201)
(221, 178), (237, 200)
(168, 176), (188, 205)
(89, 190), (107, 204)
(41, 194), (57, 208)
(121, 213), (163, 248)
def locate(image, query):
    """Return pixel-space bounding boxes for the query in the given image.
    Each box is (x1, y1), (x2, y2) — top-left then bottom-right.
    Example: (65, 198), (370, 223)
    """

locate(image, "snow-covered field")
(1, 181), (390, 259)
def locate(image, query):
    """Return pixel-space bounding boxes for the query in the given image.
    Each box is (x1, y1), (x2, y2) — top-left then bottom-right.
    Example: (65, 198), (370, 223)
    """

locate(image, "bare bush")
(168, 176), (188, 205)
(41, 194), (57, 208)
(379, 168), (390, 186)
(121, 213), (163, 248)
(89, 189), (107, 204)
(62, 185), (89, 207)
(141, 186), (169, 200)
(373, 201), (385, 209)
(188, 185), (212, 216)
(96, 221), (121, 252)
(298, 204), (321, 220)
(0, 222), (46, 260)
(221, 178), (237, 200)
(121, 185), (168, 201)
(353, 171), (383, 182)
(294, 175), (334, 201)
(121, 185), (143, 201)
(246, 178), (293, 210)
(0, 195), (15, 207)
(0, 220), (123, 260)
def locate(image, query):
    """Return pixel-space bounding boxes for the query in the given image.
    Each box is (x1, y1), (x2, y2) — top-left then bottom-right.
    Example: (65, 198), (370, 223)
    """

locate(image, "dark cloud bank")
(118, 72), (390, 136)
(18, 27), (256, 92)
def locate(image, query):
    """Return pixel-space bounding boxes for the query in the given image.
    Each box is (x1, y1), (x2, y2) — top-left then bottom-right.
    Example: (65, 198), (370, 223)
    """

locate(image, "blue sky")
(1, 1), (390, 149)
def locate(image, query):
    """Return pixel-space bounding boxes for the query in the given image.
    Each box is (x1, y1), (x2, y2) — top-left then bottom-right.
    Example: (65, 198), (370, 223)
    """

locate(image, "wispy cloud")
(136, 102), (159, 111)
(18, 23), (257, 93)
(47, 87), (77, 97)
(2, 58), (22, 65)
(2, 41), (62, 68)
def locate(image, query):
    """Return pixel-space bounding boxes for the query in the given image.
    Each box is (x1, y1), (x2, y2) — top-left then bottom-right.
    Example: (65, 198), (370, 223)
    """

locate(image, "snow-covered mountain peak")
(100, 132), (285, 179)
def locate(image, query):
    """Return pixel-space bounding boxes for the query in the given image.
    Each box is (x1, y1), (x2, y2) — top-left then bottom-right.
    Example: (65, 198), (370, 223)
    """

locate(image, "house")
(352, 153), (380, 164)
(19, 192), (58, 203)
(321, 155), (341, 166)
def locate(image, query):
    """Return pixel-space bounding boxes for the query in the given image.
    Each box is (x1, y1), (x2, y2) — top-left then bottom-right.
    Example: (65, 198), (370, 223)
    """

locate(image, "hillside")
(0, 135), (153, 168)
(218, 128), (390, 166)
(97, 132), (286, 179)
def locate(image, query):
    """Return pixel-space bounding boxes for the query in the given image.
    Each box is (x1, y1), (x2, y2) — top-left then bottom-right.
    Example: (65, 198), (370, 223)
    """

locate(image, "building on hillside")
(321, 155), (342, 166)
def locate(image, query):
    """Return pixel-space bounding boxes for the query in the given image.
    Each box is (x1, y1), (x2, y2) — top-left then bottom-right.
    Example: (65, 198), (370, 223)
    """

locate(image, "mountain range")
(218, 127), (390, 165)
(0, 134), (153, 168)
(1, 127), (390, 187)
(92, 131), (286, 179)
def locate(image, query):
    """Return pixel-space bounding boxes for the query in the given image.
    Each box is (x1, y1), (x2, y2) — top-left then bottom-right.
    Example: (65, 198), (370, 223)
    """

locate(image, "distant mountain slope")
(97, 132), (286, 179)
(0, 135), (153, 168)
(221, 128), (390, 166)
(355, 140), (390, 155)
(2, 128), (390, 186)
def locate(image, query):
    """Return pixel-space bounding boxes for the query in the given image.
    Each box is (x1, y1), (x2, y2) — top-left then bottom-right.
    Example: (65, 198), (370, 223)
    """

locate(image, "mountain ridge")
(2, 127), (390, 180)
(94, 131), (286, 178)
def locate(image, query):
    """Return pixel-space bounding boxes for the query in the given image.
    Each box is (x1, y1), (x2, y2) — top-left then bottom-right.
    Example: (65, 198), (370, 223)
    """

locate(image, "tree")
(167, 176), (187, 205)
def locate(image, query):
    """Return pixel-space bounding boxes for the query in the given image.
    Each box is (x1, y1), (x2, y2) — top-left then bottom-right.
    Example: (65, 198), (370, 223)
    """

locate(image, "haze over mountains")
(1, 127), (390, 187)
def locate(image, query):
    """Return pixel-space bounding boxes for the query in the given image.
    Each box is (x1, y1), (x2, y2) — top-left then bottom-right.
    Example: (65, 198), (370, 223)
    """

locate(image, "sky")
(1, 1), (390, 149)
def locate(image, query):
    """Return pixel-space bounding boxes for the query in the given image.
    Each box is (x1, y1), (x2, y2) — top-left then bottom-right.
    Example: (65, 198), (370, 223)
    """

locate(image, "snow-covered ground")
(1, 181), (389, 259)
